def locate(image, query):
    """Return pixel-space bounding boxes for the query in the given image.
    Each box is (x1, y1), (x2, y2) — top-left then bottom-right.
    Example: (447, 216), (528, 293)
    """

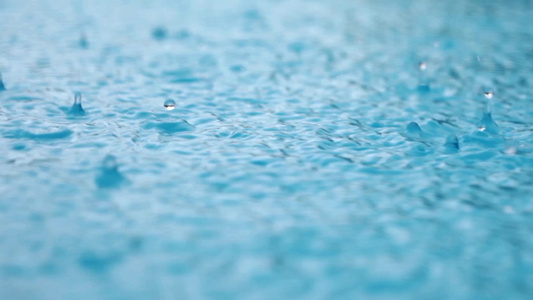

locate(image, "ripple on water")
(0, 0), (533, 299)
(3, 129), (73, 141)
(142, 120), (195, 134)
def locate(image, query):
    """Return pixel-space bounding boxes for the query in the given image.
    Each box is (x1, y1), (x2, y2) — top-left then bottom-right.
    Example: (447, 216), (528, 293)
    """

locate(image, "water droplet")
(503, 205), (515, 214)
(0, 72), (6, 91)
(406, 122), (424, 139)
(478, 90), (499, 134)
(152, 26), (168, 41)
(406, 122), (422, 134)
(477, 113), (499, 134)
(74, 93), (82, 104)
(483, 91), (494, 99)
(477, 97), (499, 134)
(417, 62), (430, 92)
(444, 134), (459, 153)
(163, 99), (176, 111)
(230, 65), (246, 73)
(79, 33), (89, 49)
(102, 155), (118, 170)
(69, 92), (86, 116)
(505, 147), (517, 155)
(96, 155), (127, 189)
(417, 84), (430, 92)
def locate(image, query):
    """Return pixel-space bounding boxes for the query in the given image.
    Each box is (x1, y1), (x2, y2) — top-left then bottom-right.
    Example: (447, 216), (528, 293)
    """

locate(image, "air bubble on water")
(69, 92), (86, 116)
(164, 99), (176, 111)
(0, 72), (5, 91)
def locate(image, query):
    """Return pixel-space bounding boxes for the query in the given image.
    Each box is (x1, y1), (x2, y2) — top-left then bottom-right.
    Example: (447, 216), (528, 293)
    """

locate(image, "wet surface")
(1, 0), (533, 299)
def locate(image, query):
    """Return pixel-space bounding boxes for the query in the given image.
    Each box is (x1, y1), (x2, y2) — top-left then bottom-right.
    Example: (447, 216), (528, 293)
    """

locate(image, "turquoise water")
(1, 0), (533, 299)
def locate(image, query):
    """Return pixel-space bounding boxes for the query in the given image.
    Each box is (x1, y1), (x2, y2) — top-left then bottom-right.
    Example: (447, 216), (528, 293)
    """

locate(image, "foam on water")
(0, 0), (533, 299)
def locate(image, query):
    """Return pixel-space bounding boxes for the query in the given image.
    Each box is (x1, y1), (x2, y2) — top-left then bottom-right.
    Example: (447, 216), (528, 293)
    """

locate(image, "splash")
(95, 155), (128, 189)
(477, 92), (499, 134)
(69, 92), (86, 116)
(406, 121), (423, 139)
(444, 134), (460, 153)
(0, 72), (6, 91)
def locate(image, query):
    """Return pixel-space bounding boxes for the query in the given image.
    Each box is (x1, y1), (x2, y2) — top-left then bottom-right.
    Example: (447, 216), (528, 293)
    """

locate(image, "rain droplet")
(74, 93), (82, 104)
(483, 91), (494, 99)
(406, 122), (422, 135)
(103, 155), (118, 170)
(505, 147), (517, 155)
(477, 113), (498, 134)
(152, 26), (168, 41)
(96, 155), (127, 189)
(0, 72), (6, 91)
(418, 83), (430, 92)
(477, 93), (499, 134)
(417, 62), (430, 92)
(79, 33), (89, 49)
(503, 205), (514, 214)
(230, 65), (246, 73)
(444, 134), (459, 153)
(69, 92), (86, 116)
(163, 99), (176, 111)
(406, 121), (424, 139)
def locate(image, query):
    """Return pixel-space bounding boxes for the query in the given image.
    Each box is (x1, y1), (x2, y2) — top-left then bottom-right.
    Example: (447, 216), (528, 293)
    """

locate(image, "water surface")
(1, 0), (533, 299)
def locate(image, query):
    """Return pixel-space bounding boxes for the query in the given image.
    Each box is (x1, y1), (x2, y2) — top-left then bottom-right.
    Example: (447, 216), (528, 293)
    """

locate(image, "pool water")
(1, 0), (533, 299)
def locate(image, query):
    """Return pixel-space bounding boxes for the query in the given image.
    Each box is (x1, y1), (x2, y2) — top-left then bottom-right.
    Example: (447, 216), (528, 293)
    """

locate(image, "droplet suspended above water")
(163, 99), (176, 111)
(69, 92), (86, 116)
(417, 61), (430, 92)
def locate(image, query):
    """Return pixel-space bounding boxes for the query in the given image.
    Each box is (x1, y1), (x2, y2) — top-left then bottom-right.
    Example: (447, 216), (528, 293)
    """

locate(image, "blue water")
(1, 0), (533, 299)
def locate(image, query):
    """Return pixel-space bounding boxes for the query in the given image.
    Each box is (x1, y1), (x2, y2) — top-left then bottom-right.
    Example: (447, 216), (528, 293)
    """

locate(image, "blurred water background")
(1, 0), (533, 299)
